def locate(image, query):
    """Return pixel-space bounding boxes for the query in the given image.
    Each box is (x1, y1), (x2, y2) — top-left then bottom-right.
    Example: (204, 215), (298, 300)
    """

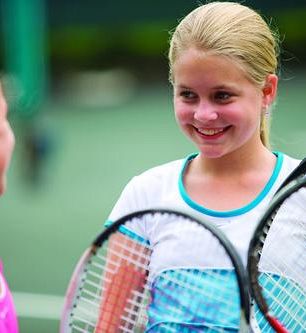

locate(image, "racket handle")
(266, 314), (289, 333)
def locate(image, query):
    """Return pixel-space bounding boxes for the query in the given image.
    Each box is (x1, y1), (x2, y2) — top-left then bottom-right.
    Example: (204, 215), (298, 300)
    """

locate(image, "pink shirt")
(0, 261), (19, 333)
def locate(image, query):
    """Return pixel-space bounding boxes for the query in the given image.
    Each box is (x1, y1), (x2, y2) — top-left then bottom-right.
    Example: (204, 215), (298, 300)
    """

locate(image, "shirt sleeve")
(104, 176), (149, 243)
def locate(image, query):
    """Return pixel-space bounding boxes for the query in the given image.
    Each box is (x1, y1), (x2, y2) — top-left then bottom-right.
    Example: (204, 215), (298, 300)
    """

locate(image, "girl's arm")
(95, 232), (150, 333)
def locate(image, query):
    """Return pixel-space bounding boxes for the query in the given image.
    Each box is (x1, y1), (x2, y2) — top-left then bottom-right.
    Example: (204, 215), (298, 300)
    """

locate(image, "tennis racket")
(60, 208), (250, 332)
(247, 175), (306, 332)
(275, 158), (306, 194)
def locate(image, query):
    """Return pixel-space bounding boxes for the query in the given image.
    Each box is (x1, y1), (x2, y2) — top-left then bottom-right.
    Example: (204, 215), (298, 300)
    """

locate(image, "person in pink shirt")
(0, 82), (18, 333)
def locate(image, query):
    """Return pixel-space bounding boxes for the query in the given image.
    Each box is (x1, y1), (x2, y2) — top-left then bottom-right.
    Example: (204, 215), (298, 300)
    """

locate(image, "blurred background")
(0, 0), (305, 332)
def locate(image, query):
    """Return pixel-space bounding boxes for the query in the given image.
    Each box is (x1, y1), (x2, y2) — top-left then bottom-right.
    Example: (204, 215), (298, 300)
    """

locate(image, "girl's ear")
(262, 74), (278, 109)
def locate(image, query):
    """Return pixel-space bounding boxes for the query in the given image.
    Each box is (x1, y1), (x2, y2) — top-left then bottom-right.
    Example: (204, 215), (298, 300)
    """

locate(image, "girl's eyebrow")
(211, 84), (238, 90)
(174, 84), (191, 89)
(175, 82), (239, 90)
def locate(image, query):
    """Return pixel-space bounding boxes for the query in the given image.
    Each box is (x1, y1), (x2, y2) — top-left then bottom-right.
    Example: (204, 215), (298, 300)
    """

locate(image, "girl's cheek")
(175, 103), (193, 123)
(175, 109), (187, 125)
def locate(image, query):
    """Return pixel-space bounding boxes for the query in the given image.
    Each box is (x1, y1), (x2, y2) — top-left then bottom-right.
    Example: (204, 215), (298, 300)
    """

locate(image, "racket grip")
(266, 314), (289, 333)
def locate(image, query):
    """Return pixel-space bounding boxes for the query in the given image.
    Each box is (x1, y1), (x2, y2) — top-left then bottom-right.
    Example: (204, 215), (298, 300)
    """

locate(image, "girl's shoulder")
(134, 153), (197, 184)
(280, 152), (302, 173)
(127, 158), (186, 191)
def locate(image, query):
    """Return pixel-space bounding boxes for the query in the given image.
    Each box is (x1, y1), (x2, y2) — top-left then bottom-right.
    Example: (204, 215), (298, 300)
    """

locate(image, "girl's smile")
(195, 125), (232, 139)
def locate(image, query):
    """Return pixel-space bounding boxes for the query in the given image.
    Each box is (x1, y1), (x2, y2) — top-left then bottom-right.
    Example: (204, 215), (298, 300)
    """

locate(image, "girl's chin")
(197, 147), (227, 159)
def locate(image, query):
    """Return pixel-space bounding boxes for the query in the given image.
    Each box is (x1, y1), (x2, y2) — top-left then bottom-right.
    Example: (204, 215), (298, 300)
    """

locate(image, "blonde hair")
(168, 1), (280, 147)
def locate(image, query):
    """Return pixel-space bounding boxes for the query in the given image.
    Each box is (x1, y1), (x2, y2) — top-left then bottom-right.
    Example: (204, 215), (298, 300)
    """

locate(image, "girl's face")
(172, 48), (277, 159)
(0, 84), (15, 195)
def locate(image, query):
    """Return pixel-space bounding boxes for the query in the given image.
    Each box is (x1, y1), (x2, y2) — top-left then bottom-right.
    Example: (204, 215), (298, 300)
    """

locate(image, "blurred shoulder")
(137, 158), (185, 180)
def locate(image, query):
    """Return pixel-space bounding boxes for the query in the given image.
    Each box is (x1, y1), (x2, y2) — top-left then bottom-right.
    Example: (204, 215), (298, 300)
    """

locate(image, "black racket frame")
(92, 208), (251, 326)
(247, 175), (306, 317)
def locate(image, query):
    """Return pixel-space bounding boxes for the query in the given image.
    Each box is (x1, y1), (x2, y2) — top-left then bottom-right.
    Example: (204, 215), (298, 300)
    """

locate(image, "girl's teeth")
(198, 128), (224, 136)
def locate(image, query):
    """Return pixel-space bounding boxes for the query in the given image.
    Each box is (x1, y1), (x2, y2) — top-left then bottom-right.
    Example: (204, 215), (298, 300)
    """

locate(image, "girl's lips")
(195, 125), (231, 139)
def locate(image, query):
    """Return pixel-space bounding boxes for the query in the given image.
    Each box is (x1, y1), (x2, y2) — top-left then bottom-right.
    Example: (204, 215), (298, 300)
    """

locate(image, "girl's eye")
(179, 90), (197, 100)
(214, 91), (232, 102)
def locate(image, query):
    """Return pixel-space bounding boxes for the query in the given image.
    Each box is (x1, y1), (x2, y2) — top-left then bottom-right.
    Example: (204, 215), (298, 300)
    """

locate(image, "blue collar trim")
(179, 152), (283, 217)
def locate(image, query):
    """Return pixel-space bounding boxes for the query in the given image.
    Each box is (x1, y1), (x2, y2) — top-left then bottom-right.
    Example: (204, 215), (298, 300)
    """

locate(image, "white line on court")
(12, 292), (64, 320)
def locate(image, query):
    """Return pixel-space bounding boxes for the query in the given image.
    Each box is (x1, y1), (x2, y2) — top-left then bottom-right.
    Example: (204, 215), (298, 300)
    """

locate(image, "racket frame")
(247, 175), (306, 333)
(60, 247), (95, 333)
(61, 208), (251, 332)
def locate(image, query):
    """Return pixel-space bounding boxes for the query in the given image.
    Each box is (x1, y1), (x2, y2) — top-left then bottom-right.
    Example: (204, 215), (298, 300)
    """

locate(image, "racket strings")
(155, 267), (239, 305)
(68, 236), (151, 332)
(145, 218), (242, 329)
(255, 185), (306, 332)
(261, 274), (304, 326)
(75, 257), (237, 331)
(95, 234), (152, 332)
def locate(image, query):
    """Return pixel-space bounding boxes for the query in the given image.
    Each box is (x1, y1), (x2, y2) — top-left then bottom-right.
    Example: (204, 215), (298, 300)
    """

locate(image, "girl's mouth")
(195, 126), (231, 138)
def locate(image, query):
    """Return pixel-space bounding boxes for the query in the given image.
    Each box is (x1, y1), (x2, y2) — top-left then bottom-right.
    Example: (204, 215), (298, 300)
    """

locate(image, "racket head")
(61, 208), (250, 332)
(247, 176), (306, 332)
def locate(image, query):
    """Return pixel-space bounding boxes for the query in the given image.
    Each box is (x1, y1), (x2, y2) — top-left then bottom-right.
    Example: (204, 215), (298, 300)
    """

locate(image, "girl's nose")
(194, 101), (218, 122)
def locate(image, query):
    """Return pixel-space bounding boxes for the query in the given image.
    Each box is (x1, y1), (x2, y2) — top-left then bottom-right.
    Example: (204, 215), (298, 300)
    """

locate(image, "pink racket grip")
(266, 314), (289, 333)
(60, 247), (93, 333)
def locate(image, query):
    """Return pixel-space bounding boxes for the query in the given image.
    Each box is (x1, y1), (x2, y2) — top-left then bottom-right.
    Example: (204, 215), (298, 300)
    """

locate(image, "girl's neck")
(184, 146), (277, 211)
(193, 144), (275, 178)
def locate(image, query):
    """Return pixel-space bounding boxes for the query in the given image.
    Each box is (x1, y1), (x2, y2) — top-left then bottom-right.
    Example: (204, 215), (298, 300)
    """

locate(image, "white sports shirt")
(106, 151), (301, 331)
